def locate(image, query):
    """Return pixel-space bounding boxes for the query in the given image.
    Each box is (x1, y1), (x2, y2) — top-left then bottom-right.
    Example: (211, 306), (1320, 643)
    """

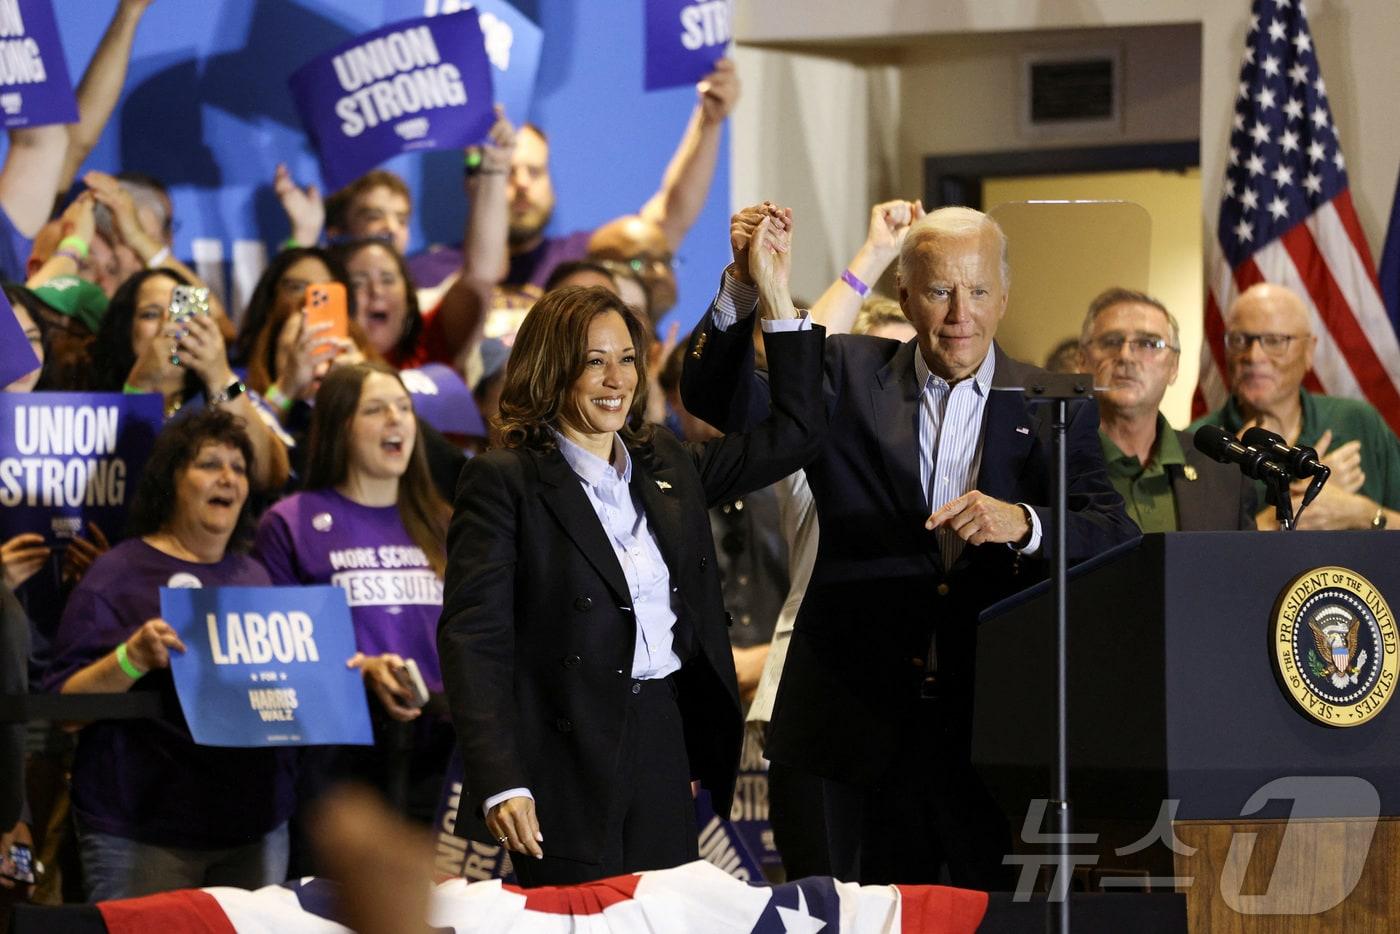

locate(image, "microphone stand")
(1264, 471), (1296, 531)
(1020, 372), (1096, 934)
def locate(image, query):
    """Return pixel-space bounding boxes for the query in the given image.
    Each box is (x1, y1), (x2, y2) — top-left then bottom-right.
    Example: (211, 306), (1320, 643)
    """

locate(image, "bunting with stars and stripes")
(1194, 0), (1400, 434)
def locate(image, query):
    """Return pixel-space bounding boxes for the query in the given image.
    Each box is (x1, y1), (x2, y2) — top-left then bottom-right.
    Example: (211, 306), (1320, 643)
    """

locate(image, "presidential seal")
(1272, 567), (1398, 727)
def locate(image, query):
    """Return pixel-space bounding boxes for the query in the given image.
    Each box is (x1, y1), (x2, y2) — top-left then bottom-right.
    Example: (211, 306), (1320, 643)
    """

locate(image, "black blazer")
(1171, 429), (1258, 530)
(438, 327), (825, 862)
(682, 318), (1139, 785)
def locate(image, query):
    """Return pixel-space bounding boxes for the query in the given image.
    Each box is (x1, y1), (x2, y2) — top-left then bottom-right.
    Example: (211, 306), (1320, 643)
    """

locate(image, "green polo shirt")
(1189, 390), (1400, 511)
(1100, 414), (1183, 534)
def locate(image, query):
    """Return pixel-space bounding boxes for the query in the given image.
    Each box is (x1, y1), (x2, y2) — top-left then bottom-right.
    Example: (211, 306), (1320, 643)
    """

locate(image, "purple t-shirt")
(253, 489), (445, 692)
(44, 539), (297, 849)
(407, 230), (592, 292)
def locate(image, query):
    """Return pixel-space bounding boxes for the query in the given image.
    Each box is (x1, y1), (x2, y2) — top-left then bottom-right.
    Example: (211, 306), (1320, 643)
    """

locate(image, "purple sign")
(644, 0), (731, 92)
(400, 363), (485, 437)
(381, 1), (543, 126)
(0, 289), (40, 388)
(0, 0), (77, 129)
(0, 392), (163, 545)
(289, 12), (496, 190)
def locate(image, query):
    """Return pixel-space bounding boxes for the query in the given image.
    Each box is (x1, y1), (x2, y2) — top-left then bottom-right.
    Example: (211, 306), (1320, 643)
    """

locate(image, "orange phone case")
(303, 282), (349, 352)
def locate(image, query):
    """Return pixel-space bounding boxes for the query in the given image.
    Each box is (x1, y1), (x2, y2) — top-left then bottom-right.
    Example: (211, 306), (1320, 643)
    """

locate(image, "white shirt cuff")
(1011, 504), (1043, 556)
(712, 267), (758, 331)
(759, 313), (810, 332)
(482, 787), (532, 817)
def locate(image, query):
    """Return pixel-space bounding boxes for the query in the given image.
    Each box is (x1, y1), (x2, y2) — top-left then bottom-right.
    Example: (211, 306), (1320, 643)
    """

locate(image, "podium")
(974, 531), (1400, 932)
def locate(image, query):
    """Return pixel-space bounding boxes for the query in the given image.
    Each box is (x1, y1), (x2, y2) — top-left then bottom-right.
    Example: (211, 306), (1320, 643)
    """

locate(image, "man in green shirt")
(1080, 288), (1256, 533)
(1190, 283), (1400, 531)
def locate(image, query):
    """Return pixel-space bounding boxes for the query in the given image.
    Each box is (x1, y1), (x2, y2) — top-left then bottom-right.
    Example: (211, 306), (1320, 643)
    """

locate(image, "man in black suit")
(1077, 288), (1256, 532)
(681, 205), (1137, 888)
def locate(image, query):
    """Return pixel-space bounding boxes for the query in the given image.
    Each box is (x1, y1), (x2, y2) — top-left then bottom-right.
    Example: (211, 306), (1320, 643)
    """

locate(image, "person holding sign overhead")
(254, 362), (453, 820)
(438, 208), (823, 886)
(43, 409), (297, 900)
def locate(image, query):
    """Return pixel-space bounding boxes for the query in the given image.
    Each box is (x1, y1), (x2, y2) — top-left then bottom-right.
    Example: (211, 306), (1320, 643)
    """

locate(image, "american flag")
(1195, 0), (1400, 433)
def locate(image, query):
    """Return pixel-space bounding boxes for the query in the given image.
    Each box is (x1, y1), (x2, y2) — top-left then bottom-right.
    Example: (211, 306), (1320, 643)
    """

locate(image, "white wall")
(729, 46), (901, 304)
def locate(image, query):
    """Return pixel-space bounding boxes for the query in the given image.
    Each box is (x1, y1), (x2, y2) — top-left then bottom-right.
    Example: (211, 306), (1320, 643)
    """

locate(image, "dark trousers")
(820, 706), (1013, 889)
(767, 760), (830, 880)
(512, 677), (698, 887)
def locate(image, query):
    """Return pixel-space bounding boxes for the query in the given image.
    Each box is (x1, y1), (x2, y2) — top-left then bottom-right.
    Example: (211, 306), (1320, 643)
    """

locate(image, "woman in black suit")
(437, 212), (818, 885)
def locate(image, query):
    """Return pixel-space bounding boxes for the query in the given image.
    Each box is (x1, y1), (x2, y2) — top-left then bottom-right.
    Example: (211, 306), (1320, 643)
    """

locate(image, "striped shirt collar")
(913, 344), (996, 396)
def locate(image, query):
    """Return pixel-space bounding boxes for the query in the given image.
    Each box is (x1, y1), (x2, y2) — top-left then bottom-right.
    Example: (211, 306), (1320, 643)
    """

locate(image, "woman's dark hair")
(494, 286), (652, 451)
(88, 267), (193, 393)
(332, 238), (421, 363)
(303, 362), (450, 577)
(3, 284), (91, 391)
(233, 246), (355, 372)
(127, 407), (258, 547)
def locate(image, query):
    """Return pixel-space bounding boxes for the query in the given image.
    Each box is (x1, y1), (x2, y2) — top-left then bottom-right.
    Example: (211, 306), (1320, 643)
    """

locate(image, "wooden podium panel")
(1173, 817), (1400, 933)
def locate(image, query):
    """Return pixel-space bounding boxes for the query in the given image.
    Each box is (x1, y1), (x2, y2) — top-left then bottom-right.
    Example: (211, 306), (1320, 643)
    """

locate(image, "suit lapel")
(534, 448), (632, 604)
(871, 340), (932, 524)
(1173, 440), (1213, 531)
(975, 347), (1037, 502)
(630, 446), (683, 576)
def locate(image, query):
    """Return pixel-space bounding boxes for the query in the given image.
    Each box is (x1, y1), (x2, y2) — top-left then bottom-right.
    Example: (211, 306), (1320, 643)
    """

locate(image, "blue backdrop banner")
(161, 584), (375, 748)
(644, 0), (731, 91)
(0, 391), (163, 544)
(0, 0), (77, 129)
(289, 12), (496, 189)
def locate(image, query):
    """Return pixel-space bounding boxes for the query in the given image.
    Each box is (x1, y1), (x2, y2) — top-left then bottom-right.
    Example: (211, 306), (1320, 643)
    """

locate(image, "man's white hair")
(897, 206), (1010, 288)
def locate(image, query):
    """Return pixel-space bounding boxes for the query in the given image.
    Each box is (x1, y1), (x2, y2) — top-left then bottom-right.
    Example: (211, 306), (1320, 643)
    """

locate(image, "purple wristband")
(841, 268), (870, 297)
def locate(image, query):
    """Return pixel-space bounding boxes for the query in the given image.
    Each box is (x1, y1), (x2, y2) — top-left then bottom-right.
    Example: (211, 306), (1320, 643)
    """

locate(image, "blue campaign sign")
(399, 363), (485, 437)
(644, 0), (731, 92)
(289, 12), (496, 190)
(382, 0), (543, 124)
(0, 289), (40, 388)
(0, 392), (163, 544)
(161, 585), (375, 748)
(0, 0), (77, 129)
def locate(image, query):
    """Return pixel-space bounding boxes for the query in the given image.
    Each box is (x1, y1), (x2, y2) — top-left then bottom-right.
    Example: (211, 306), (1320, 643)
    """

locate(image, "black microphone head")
(1241, 426), (1286, 449)
(1193, 424), (1237, 462)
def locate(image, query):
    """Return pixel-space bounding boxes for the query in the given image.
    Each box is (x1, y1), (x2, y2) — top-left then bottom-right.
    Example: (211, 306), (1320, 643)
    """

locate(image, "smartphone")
(168, 285), (210, 325)
(393, 658), (430, 709)
(303, 282), (349, 354)
(1, 843), (35, 886)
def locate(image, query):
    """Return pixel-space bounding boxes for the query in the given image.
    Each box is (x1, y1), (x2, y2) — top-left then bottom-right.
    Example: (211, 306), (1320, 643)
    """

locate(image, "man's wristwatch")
(206, 378), (247, 407)
(1371, 507), (1388, 530)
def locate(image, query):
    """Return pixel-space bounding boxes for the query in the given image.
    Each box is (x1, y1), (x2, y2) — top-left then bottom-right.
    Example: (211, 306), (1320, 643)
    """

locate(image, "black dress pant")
(767, 760), (830, 880)
(820, 703), (1012, 889)
(512, 677), (698, 887)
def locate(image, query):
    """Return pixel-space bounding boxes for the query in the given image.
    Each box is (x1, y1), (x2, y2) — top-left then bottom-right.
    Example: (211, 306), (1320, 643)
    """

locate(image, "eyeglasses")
(1223, 331), (1306, 355)
(1085, 335), (1177, 357)
(625, 253), (675, 274)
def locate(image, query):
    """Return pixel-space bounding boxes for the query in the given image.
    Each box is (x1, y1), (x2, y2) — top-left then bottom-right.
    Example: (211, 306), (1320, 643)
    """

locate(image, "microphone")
(1193, 425), (1292, 484)
(1240, 426), (1329, 480)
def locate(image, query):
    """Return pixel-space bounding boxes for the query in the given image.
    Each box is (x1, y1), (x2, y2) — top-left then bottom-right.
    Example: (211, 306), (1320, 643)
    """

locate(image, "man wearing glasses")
(1190, 282), (1400, 530)
(1079, 288), (1256, 532)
